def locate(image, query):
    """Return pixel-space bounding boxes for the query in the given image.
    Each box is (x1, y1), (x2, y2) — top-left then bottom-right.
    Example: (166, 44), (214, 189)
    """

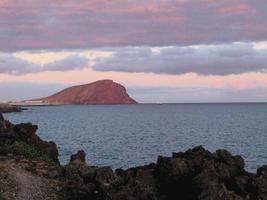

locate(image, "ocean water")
(3, 103), (267, 172)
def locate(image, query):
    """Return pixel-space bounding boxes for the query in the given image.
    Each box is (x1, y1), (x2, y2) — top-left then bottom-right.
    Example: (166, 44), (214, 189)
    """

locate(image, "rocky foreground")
(0, 113), (266, 200)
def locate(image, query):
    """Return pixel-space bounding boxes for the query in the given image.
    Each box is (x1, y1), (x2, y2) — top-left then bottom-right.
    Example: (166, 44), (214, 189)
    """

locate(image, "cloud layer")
(0, 54), (88, 75)
(0, 0), (267, 51)
(1, 43), (267, 76)
(93, 43), (267, 75)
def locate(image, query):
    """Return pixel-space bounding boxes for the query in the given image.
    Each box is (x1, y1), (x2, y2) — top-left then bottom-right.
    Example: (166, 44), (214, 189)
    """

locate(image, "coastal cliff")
(39, 80), (137, 105)
(0, 113), (266, 200)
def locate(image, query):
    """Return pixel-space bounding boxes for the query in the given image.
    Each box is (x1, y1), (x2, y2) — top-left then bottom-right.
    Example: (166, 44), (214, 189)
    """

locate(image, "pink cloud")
(217, 3), (252, 14)
(0, 0), (267, 51)
(1, 69), (267, 91)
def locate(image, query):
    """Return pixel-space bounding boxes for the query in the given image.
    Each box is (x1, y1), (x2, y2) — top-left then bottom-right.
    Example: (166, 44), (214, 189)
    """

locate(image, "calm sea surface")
(4, 104), (267, 172)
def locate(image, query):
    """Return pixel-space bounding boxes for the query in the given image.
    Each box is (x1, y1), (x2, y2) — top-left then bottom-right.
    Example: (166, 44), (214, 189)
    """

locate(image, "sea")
(3, 103), (267, 172)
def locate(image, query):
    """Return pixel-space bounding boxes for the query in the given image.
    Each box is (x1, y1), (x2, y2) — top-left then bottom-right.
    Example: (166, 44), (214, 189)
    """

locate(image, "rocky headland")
(15, 80), (137, 106)
(0, 113), (266, 200)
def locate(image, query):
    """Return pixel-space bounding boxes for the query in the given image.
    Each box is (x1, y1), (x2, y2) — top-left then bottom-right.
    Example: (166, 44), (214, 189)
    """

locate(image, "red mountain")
(39, 80), (137, 105)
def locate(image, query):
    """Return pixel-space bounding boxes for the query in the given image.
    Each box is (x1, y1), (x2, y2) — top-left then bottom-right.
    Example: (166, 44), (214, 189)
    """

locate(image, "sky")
(0, 0), (267, 103)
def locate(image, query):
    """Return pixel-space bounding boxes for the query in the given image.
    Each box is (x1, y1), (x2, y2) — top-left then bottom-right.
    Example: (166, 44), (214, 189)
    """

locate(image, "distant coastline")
(9, 100), (57, 107)
(8, 101), (267, 107)
(0, 103), (22, 113)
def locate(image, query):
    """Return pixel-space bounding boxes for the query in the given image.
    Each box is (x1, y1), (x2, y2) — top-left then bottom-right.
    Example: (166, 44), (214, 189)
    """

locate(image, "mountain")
(38, 80), (137, 105)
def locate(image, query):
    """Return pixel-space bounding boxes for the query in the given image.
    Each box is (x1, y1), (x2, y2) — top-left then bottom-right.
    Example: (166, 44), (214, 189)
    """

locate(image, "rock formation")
(0, 113), (59, 163)
(63, 147), (267, 200)
(38, 80), (137, 105)
(0, 113), (266, 200)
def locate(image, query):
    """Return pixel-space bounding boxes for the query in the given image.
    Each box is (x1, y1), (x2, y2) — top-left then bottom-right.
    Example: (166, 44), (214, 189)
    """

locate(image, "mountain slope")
(40, 80), (137, 105)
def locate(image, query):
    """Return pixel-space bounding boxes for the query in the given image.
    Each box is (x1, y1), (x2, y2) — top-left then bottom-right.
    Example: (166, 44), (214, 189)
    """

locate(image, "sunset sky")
(0, 0), (267, 102)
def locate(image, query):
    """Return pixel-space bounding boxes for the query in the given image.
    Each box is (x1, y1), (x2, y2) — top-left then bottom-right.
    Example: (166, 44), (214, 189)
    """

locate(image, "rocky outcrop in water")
(0, 113), (266, 200)
(37, 80), (137, 105)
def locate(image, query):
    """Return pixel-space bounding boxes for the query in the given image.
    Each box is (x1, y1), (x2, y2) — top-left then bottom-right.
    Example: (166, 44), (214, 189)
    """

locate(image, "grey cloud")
(0, 54), (40, 75)
(1, 43), (266, 76)
(210, 43), (256, 58)
(92, 43), (267, 75)
(0, 54), (89, 75)
(0, 0), (267, 51)
(160, 47), (195, 57)
(44, 55), (89, 71)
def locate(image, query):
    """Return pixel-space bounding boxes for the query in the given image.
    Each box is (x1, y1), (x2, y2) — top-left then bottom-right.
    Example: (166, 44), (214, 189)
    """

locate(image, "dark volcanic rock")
(70, 150), (86, 163)
(13, 123), (59, 163)
(0, 113), (15, 145)
(39, 80), (137, 105)
(63, 151), (115, 200)
(62, 147), (267, 200)
(0, 114), (59, 163)
(0, 113), (6, 132)
(0, 114), (267, 200)
(253, 166), (267, 199)
(0, 113), (4, 121)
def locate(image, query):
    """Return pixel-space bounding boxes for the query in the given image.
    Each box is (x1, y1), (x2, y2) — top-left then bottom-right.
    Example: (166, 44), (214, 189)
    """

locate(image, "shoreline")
(0, 112), (266, 199)
(0, 103), (22, 113)
(8, 102), (267, 107)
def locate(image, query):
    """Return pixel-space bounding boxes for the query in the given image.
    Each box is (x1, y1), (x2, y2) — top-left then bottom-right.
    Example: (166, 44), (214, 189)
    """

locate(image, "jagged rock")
(253, 166), (267, 199)
(110, 164), (158, 200)
(0, 113), (6, 131)
(94, 166), (115, 184)
(109, 146), (266, 200)
(0, 114), (15, 145)
(70, 150), (86, 163)
(0, 113), (4, 121)
(13, 123), (59, 163)
(0, 114), (59, 163)
(0, 121), (6, 133)
(62, 151), (117, 200)
(60, 146), (267, 200)
(1, 114), (267, 200)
